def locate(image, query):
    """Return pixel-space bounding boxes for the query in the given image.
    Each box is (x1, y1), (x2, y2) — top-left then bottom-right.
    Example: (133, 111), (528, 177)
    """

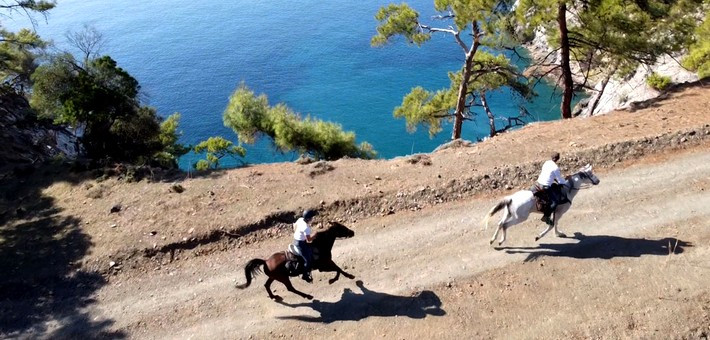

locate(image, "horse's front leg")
(321, 259), (355, 284)
(535, 224), (554, 241)
(282, 278), (313, 300)
(553, 207), (569, 238)
(553, 218), (566, 238)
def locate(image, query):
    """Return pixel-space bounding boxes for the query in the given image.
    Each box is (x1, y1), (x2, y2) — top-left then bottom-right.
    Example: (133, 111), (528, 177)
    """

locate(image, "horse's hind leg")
(264, 278), (280, 301)
(491, 209), (511, 245)
(489, 225), (502, 245)
(282, 278), (313, 300)
(498, 225), (508, 245)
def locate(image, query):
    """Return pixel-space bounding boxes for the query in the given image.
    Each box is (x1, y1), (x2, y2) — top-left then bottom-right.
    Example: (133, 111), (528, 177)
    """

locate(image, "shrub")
(646, 73), (672, 91)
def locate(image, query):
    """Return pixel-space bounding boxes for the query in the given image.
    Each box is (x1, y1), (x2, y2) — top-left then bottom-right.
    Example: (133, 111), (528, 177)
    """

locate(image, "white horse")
(483, 164), (600, 246)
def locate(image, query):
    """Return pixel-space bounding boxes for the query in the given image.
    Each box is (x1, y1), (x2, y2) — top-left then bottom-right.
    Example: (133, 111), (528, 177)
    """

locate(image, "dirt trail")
(24, 149), (705, 339)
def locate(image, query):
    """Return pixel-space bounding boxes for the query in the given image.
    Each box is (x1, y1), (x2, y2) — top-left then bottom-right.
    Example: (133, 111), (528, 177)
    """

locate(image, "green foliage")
(8, 0), (56, 12)
(371, 4), (431, 47)
(517, 0), (703, 92)
(393, 50), (532, 138)
(394, 87), (455, 136)
(153, 113), (191, 168)
(374, 0), (530, 139)
(683, 11), (710, 78)
(223, 83), (376, 160)
(646, 73), (672, 90)
(0, 27), (48, 91)
(0, 1), (55, 91)
(30, 53), (187, 167)
(192, 136), (246, 170)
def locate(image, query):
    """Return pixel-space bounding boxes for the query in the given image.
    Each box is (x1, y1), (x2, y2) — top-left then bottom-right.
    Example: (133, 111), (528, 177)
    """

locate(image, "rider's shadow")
(276, 280), (446, 323)
(499, 232), (692, 262)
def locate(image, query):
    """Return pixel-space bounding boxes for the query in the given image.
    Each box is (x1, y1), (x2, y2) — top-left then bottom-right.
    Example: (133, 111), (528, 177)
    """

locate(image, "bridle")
(568, 171), (594, 192)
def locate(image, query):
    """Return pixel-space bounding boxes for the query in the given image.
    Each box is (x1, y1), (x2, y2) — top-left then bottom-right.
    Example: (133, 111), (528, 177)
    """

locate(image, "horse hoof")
(535, 236), (540, 241)
(346, 274), (355, 280)
(305, 295), (313, 300)
(498, 242), (503, 246)
(557, 233), (567, 238)
(328, 279), (336, 285)
(489, 240), (494, 245)
(272, 295), (283, 302)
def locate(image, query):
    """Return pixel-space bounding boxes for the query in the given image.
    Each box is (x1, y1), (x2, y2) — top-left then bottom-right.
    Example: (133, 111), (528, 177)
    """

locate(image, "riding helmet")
(303, 209), (318, 220)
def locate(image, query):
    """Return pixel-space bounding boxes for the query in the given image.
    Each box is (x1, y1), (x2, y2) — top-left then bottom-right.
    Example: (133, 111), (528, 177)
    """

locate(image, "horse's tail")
(236, 258), (266, 289)
(483, 197), (512, 230)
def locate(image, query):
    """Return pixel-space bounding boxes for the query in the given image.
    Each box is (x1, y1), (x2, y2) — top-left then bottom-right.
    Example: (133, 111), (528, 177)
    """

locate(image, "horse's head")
(577, 164), (600, 185)
(327, 221), (355, 239)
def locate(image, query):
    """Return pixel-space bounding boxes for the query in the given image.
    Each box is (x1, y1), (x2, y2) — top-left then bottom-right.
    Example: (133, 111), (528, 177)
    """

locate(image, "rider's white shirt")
(537, 160), (567, 186)
(293, 218), (311, 241)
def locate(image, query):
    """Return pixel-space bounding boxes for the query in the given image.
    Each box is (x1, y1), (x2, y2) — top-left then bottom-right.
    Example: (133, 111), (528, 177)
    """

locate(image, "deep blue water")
(11, 1), (564, 168)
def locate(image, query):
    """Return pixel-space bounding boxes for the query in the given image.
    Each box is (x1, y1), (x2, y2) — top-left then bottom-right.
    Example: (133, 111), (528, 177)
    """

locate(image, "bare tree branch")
(419, 24), (468, 52)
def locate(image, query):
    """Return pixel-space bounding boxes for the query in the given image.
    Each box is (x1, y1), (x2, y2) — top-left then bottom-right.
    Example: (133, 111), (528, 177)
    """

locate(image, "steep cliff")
(0, 92), (79, 176)
(525, 30), (700, 117)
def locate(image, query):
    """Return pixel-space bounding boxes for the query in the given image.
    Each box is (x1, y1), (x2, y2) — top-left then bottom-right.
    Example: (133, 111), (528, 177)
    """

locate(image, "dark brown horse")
(236, 221), (355, 300)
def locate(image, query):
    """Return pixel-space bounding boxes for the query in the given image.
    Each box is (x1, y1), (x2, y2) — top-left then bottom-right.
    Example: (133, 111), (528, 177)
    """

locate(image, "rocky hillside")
(524, 29), (702, 117)
(0, 92), (79, 178)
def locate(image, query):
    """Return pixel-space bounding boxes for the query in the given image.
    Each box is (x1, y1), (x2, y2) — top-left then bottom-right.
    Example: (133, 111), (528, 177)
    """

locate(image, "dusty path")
(23, 149), (706, 339)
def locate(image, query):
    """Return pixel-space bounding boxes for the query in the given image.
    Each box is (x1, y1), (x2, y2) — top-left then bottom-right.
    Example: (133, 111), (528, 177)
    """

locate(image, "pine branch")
(431, 11), (455, 20)
(418, 24), (468, 52)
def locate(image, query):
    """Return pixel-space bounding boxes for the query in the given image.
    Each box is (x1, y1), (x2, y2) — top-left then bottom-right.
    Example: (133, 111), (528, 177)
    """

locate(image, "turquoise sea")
(12, 0), (564, 167)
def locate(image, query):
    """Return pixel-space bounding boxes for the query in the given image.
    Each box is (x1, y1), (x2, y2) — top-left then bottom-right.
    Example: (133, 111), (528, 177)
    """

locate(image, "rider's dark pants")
(293, 240), (313, 272)
(542, 184), (562, 217)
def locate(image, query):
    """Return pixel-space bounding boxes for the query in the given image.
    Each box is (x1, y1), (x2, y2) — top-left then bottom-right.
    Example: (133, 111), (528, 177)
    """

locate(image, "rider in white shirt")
(293, 210), (317, 283)
(536, 152), (567, 226)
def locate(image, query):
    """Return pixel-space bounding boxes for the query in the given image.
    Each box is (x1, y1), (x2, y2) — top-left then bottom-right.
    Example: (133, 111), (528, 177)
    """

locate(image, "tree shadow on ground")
(0, 164), (124, 338)
(498, 232), (692, 262)
(276, 280), (445, 323)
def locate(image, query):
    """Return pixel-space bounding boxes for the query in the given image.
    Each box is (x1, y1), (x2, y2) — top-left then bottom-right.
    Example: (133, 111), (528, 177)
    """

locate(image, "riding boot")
(543, 202), (557, 226)
(540, 206), (552, 224)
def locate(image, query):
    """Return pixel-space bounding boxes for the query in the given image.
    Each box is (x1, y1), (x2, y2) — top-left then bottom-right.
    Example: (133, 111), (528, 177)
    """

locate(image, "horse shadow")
(498, 232), (692, 262)
(276, 280), (446, 323)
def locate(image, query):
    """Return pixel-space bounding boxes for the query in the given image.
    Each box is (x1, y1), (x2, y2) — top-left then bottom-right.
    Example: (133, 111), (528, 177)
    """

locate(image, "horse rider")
(293, 209), (317, 283)
(536, 152), (567, 226)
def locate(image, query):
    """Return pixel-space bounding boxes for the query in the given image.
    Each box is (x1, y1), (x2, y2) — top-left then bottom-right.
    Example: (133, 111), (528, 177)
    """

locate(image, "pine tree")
(372, 1), (531, 140)
(223, 83), (376, 161)
(517, 0), (703, 118)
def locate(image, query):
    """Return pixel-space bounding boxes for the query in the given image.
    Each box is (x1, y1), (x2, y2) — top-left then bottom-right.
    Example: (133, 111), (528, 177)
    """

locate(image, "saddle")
(285, 245), (305, 276)
(531, 183), (570, 213)
(531, 183), (550, 212)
